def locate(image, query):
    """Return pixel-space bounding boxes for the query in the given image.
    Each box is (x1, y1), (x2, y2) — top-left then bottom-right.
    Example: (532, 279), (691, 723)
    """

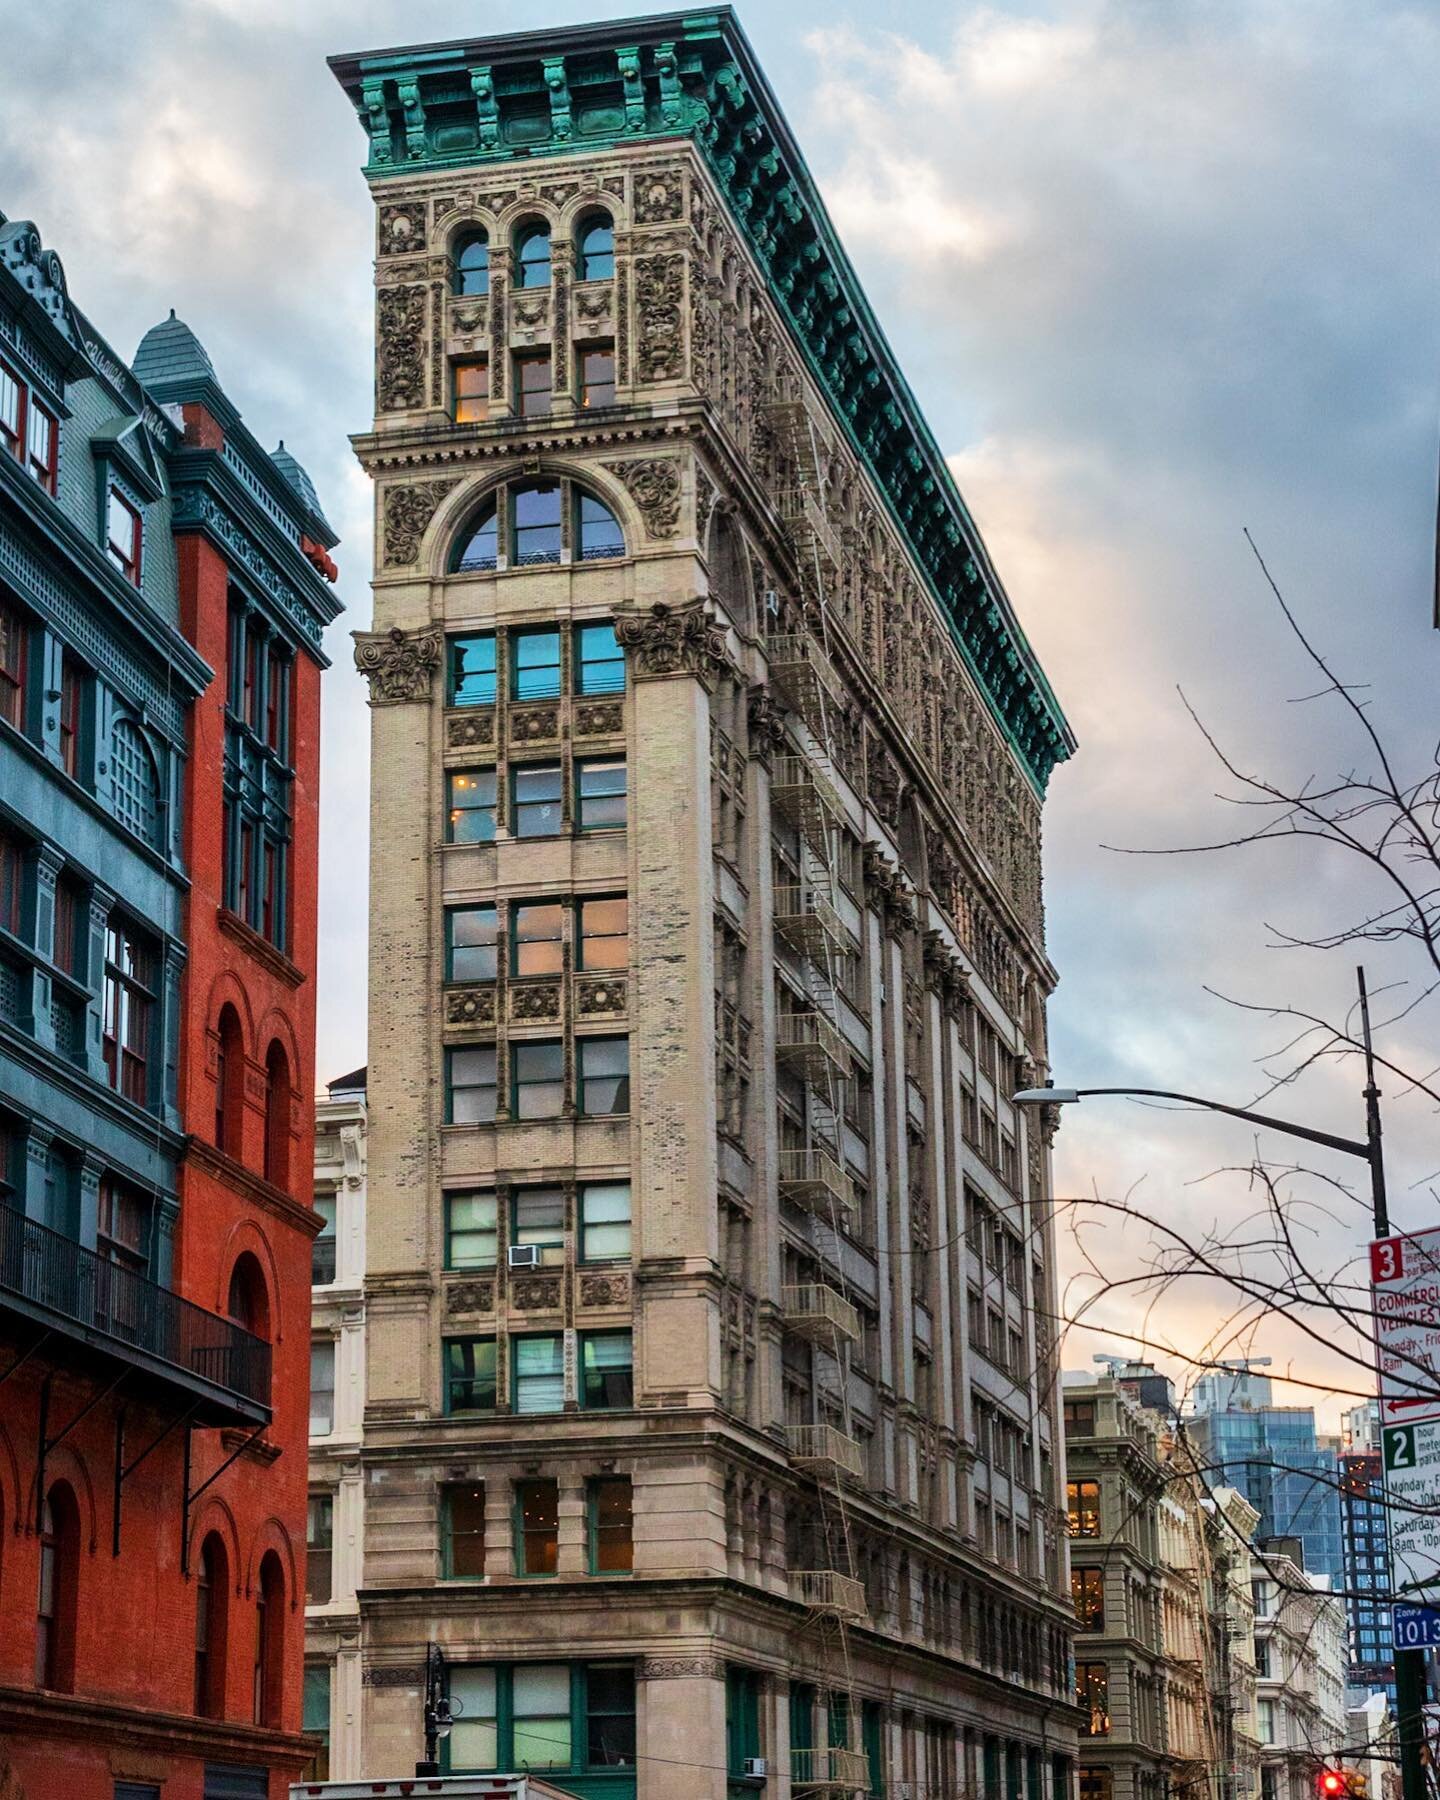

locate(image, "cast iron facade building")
(330, 11), (1079, 1797)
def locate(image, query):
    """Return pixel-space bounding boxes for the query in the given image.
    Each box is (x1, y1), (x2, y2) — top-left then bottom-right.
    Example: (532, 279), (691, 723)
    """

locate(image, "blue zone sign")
(1393, 1605), (1440, 1650)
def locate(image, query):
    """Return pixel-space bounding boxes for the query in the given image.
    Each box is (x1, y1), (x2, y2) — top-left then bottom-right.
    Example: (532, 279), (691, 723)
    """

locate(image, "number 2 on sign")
(1385, 1426), (1416, 1471)
(1372, 1238), (1404, 1282)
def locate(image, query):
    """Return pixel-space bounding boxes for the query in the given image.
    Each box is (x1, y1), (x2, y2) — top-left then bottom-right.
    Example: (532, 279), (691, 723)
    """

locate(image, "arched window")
(263, 1040), (290, 1192)
(576, 213), (614, 282)
(36, 1481), (80, 1691)
(712, 514), (753, 631)
(575, 491), (624, 562)
(453, 229), (489, 297)
(195, 1532), (229, 1717)
(511, 482), (562, 566)
(110, 719), (160, 848)
(452, 499), (499, 574)
(254, 1550), (285, 1726)
(227, 1251), (270, 1341)
(514, 221), (551, 289)
(215, 1004), (244, 1156)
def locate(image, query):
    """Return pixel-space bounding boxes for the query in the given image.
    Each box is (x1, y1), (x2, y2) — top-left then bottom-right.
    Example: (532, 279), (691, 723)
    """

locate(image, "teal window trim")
(578, 1179), (632, 1265)
(511, 1038), (564, 1120)
(586, 1474), (634, 1576)
(450, 632), (498, 705)
(444, 1189), (498, 1271)
(575, 755), (626, 833)
(511, 1332), (565, 1416)
(575, 621), (625, 692)
(726, 1665), (763, 1783)
(446, 903), (499, 985)
(510, 898), (565, 980)
(862, 1700), (885, 1799)
(984, 1738), (1002, 1800)
(512, 1477), (560, 1578)
(1007, 1743), (1024, 1800)
(443, 1334), (498, 1415)
(440, 1481), (487, 1580)
(790, 1681), (816, 1755)
(444, 1662), (636, 1777)
(444, 1044), (497, 1125)
(510, 1185), (565, 1264)
(510, 627), (562, 701)
(579, 1329), (634, 1411)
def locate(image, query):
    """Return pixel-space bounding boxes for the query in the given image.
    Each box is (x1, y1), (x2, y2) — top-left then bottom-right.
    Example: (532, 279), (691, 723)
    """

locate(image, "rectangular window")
(587, 1665), (637, 1767)
(580, 1330), (633, 1410)
(0, 831), (23, 936)
(310, 1340), (335, 1435)
(0, 595), (28, 729)
(580, 1181), (631, 1262)
(447, 1047), (498, 1125)
(446, 1190), (498, 1268)
(578, 1037), (629, 1116)
(52, 877), (80, 977)
(450, 1666), (499, 1768)
(515, 352), (552, 418)
(514, 1663), (570, 1762)
(579, 895), (627, 969)
(512, 1039), (564, 1119)
(102, 919), (154, 1105)
(0, 361), (19, 457)
(446, 1336), (498, 1413)
(311, 1193), (337, 1285)
(265, 648), (289, 756)
(1076, 1664), (1109, 1737)
(454, 358), (489, 424)
(1067, 1479), (1101, 1538)
(514, 1480), (560, 1575)
(511, 628), (562, 701)
(448, 769), (498, 843)
(224, 605), (292, 949)
(58, 654), (82, 777)
(577, 756), (626, 832)
(512, 1186), (565, 1265)
(106, 488), (141, 584)
(511, 763), (562, 837)
(443, 1482), (487, 1578)
(302, 1666), (332, 1780)
(1072, 1567), (1105, 1630)
(513, 1334), (564, 1415)
(97, 1178), (148, 1272)
(579, 346), (616, 409)
(450, 633), (497, 706)
(448, 904), (499, 982)
(306, 1493), (334, 1605)
(575, 622), (625, 694)
(1064, 1399), (1095, 1436)
(27, 401), (56, 493)
(588, 1476), (633, 1573)
(512, 900), (564, 976)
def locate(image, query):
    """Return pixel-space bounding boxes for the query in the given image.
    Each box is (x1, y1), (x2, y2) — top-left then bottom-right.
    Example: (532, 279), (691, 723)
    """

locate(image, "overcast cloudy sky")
(5, 0), (1436, 1415)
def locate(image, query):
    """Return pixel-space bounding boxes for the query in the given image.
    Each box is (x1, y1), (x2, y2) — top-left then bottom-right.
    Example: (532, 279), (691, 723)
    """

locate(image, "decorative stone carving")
(633, 167), (684, 223)
(575, 283), (612, 323)
(376, 285), (428, 412)
(695, 470), (717, 547)
(445, 1279), (494, 1315)
(354, 626), (442, 705)
(615, 263), (630, 385)
(508, 705), (560, 744)
(575, 976), (627, 1016)
(510, 982), (561, 1022)
(640, 1656), (724, 1681)
(746, 687), (786, 766)
(448, 712), (495, 749)
(378, 203), (427, 255)
(364, 1664), (425, 1689)
(515, 292), (549, 330)
(575, 702), (623, 737)
(614, 602), (729, 687)
(453, 301), (485, 333)
(382, 479), (459, 567)
(602, 457), (681, 538)
(445, 987), (496, 1027)
(633, 252), (683, 382)
(511, 1275), (563, 1311)
(579, 1272), (630, 1307)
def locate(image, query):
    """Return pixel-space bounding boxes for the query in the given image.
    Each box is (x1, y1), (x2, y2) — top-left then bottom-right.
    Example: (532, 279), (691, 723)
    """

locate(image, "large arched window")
(263, 1040), (291, 1192)
(511, 482), (562, 566)
(452, 499), (498, 574)
(36, 1480), (80, 1691)
(215, 1004), (244, 1156)
(576, 491), (624, 562)
(195, 1532), (229, 1717)
(110, 718), (161, 848)
(254, 1550), (285, 1726)
(514, 221), (551, 289)
(227, 1251), (271, 1342)
(576, 213), (614, 282)
(453, 229), (489, 297)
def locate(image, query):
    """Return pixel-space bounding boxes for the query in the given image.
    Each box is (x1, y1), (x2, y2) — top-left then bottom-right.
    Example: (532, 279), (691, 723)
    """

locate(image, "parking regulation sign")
(1371, 1226), (1440, 1424)
(1383, 1420), (1440, 1613)
(1393, 1604), (1440, 1650)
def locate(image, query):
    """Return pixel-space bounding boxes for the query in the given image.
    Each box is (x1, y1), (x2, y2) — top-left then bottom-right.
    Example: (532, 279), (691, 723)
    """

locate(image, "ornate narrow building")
(329, 11), (1079, 1798)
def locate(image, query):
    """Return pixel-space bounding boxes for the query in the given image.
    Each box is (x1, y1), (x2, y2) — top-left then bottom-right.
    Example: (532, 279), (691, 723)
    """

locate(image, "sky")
(5, 0), (1437, 1422)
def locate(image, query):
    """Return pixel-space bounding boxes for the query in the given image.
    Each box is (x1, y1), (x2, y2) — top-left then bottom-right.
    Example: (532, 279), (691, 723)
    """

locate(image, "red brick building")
(0, 226), (340, 1800)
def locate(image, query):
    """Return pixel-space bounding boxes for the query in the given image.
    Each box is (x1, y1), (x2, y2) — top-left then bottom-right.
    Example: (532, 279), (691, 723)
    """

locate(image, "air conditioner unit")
(508, 1244), (541, 1269)
(765, 589), (780, 617)
(743, 1759), (768, 1780)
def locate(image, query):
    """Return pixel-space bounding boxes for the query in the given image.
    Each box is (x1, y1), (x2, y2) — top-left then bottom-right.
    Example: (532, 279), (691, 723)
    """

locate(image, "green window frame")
(447, 904), (499, 982)
(446, 1046), (497, 1125)
(441, 1481), (487, 1579)
(576, 756), (626, 831)
(512, 900), (565, 977)
(514, 353), (553, 421)
(578, 895), (628, 970)
(578, 1035), (629, 1115)
(1008, 1743), (1024, 1800)
(305, 1492), (334, 1606)
(578, 347), (616, 411)
(511, 1186), (565, 1266)
(579, 1329), (633, 1411)
(726, 1666), (763, 1783)
(579, 1181), (631, 1262)
(587, 1475), (633, 1574)
(512, 1039), (564, 1119)
(445, 1190), (498, 1268)
(447, 769), (497, 843)
(863, 1700), (885, 1799)
(790, 1681), (816, 1756)
(984, 1738), (1002, 1800)
(444, 1336), (497, 1414)
(511, 763), (563, 837)
(575, 622), (625, 693)
(303, 1664), (332, 1780)
(576, 495), (625, 562)
(450, 633), (496, 704)
(511, 627), (562, 701)
(1028, 1749), (1044, 1800)
(513, 1477), (560, 1574)
(446, 1663), (636, 1776)
(512, 1333), (565, 1415)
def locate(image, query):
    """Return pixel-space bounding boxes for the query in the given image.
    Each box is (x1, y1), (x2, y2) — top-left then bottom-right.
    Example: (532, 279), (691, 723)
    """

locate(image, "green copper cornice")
(330, 8), (1076, 793)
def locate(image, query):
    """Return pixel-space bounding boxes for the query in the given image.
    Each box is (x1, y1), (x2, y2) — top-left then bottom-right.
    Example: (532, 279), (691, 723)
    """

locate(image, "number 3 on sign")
(1372, 1238), (1404, 1282)
(1384, 1426), (1416, 1471)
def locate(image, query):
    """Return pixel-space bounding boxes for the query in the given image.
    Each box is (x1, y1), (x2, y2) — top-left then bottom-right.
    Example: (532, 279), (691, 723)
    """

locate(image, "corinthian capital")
(353, 625), (442, 705)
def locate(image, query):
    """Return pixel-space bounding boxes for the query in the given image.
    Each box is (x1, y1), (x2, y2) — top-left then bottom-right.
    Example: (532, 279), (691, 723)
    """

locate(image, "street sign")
(1393, 1605), (1440, 1650)
(1370, 1227), (1440, 1424)
(1382, 1420), (1440, 1607)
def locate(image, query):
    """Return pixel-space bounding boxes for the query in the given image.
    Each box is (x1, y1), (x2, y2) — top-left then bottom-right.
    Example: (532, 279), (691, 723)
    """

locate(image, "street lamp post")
(1014, 967), (1424, 1800)
(418, 1641), (455, 1777)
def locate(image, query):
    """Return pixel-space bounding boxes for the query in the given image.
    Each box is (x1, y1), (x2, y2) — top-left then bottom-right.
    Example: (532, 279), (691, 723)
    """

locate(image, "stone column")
(639, 1657), (728, 1800)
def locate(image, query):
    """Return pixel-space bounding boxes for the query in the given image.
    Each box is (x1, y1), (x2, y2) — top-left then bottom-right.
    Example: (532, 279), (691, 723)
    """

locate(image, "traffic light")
(1319, 1771), (1346, 1798)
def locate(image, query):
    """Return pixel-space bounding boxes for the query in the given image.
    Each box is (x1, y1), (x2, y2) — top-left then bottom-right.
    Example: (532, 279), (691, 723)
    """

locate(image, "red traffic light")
(1319, 1773), (1346, 1797)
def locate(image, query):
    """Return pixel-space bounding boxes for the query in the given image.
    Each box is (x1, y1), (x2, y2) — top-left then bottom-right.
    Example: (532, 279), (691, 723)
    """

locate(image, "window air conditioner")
(508, 1244), (541, 1269)
(743, 1760), (768, 1780)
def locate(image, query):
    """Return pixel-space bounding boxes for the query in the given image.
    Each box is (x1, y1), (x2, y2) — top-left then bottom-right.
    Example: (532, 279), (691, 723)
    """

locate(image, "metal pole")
(417, 1641), (442, 1777)
(1358, 967), (1425, 1800)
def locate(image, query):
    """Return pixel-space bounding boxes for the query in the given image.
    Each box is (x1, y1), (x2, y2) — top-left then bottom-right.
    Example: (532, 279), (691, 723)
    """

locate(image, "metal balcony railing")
(778, 1146), (853, 1223)
(767, 633), (845, 726)
(771, 755), (842, 853)
(774, 887), (846, 962)
(781, 1283), (861, 1347)
(788, 1422), (865, 1483)
(776, 1010), (851, 1084)
(793, 1569), (868, 1622)
(0, 1207), (271, 1419)
(790, 1746), (870, 1791)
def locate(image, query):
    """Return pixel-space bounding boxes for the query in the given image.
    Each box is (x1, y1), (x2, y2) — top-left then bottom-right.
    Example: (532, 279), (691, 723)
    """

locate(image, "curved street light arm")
(1072, 1088), (1371, 1164)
